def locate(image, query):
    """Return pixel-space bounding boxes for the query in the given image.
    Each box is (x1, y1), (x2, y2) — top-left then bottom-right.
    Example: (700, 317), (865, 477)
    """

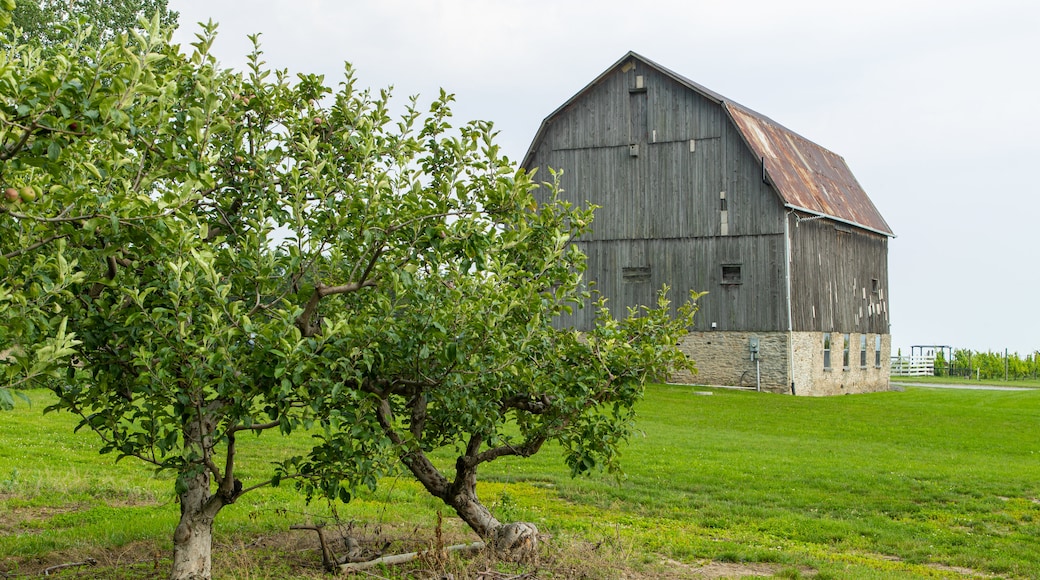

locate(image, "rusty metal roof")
(523, 51), (894, 237)
(725, 102), (893, 236)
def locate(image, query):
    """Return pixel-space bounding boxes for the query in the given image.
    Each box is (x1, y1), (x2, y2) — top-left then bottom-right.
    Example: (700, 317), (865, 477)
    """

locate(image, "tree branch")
(229, 419), (281, 434)
(362, 376), (434, 398)
(2, 234), (69, 259)
(465, 432), (483, 460)
(238, 475), (295, 496)
(64, 402), (163, 468)
(219, 431), (237, 498)
(500, 393), (554, 415)
(2, 199), (191, 225)
(0, 121), (37, 161)
(374, 397), (404, 446)
(202, 455), (223, 481)
(385, 210), (474, 235)
(473, 434), (548, 466)
(295, 279), (378, 337)
(409, 392), (427, 441)
(374, 396), (450, 498)
(88, 254), (120, 299)
(348, 240), (385, 287)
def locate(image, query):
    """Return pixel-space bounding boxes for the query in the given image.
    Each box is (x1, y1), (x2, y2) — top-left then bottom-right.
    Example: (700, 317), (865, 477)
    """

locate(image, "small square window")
(871, 278), (880, 294)
(721, 264), (742, 285)
(622, 266), (651, 283)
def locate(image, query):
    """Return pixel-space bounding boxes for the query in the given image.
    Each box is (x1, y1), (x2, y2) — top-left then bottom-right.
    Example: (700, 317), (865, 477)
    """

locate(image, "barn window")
(871, 278), (880, 294)
(842, 333), (851, 370)
(622, 266), (651, 283)
(721, 264), (742, 285)
(860, 334), (867, 368)
(823, 333), (832, 370)
(875, 335), (882, 368)
(719, 192), (729, 236)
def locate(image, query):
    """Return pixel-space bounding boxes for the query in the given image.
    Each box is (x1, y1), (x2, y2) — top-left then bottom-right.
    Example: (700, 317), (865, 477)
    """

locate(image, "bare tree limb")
(339, 542), (485, 573)
(289, 524), (337, 572)
(41, 558), (98, 575)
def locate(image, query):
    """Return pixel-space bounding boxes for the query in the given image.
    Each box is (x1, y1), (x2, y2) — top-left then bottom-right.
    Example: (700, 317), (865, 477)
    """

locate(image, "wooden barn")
(522, 52), (894, 395)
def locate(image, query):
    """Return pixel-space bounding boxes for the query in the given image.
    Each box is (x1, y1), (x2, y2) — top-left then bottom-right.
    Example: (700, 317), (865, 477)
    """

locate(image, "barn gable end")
(523, 52), (893, 395)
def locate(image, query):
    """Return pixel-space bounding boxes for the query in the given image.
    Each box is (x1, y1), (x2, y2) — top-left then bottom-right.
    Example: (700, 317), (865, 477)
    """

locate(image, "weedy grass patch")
(3, 385), (1040, 579)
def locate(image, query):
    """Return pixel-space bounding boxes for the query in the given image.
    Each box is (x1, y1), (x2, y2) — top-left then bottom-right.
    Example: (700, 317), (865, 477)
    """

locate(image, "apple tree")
(1, 14), (394, 577)
(0, 0), (177, 410)
(1, 8), (700, 579)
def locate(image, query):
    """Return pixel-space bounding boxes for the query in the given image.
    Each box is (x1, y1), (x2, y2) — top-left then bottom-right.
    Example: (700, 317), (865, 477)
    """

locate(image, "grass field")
(890, 375), (1040, 389)
(2, 385), (1039, 579)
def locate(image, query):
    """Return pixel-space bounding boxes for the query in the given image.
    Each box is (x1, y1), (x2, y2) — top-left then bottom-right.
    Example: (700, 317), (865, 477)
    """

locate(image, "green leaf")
(0, 389), (13, 411)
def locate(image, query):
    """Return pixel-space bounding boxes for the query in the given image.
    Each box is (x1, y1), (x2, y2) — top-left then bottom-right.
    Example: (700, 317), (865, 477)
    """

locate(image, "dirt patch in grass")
(0, 540), (164, 579)
(1, 519), (810, 579)
(0, 494), (161, 536)
(0, 503), (87, 534)
(926, 563), (999, 578)
(872, 552), (998, 579)
(689, 561), (782, 578)
(657, 557), (811, 579)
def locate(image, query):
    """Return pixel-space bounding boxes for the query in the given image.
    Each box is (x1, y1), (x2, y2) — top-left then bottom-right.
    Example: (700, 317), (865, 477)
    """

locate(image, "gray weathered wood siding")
(525, 59), (792, 332)
(527, 63), (785, 242)
(566, 236), (788, 332)
(788, 216), (890, 334)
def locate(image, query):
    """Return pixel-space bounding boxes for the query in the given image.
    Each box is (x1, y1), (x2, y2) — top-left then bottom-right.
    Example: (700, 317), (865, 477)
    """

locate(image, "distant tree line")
(3, 0), (177, 49)
(935, 349), (1040, 380)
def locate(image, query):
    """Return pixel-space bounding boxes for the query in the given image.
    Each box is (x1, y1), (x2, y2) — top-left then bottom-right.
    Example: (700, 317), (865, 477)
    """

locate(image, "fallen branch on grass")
(339, 541), (486, 573)
(289, 524), (338, 572)
(42, 558), (97, 575)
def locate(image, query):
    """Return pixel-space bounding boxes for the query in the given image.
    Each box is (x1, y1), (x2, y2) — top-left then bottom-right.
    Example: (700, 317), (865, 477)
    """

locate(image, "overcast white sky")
(169, 0), (1040, 357)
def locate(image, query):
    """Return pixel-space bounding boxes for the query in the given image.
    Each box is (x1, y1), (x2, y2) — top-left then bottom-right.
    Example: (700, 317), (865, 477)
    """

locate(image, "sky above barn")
(168, 0), (1040, 358)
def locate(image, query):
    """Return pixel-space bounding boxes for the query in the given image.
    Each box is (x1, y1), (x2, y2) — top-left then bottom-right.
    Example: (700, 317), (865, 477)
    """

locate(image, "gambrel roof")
(523, 51), (894, 237)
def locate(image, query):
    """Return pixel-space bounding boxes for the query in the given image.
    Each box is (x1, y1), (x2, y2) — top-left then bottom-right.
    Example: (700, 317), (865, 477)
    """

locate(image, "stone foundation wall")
(674, 331), (790, 394)
(673, 331), (892, 396)
(790, 331), (891, 396)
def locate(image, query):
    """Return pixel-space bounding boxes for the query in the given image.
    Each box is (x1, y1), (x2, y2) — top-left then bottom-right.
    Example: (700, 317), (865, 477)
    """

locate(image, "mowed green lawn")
(2, 385), (1039, 579)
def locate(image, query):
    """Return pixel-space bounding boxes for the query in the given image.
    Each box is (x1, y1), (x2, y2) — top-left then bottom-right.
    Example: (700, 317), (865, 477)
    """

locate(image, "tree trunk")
(383, 401), (540, 562)
(450, 487), (499, 538)
(170, 469), (219, 580)
(447, 487), (539, 562)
